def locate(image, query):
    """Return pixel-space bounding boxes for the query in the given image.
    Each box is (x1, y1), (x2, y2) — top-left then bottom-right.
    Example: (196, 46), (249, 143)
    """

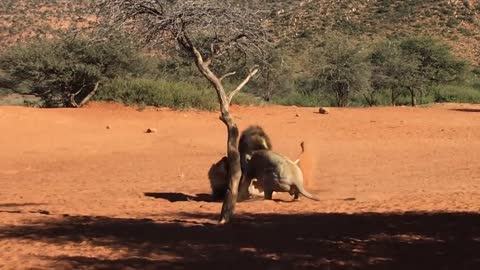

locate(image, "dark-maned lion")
(208, 156), (229, 200)
(208, 125), (272, 200)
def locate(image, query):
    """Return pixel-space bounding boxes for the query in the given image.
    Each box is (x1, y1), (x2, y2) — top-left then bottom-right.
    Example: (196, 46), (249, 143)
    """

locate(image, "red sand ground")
(0, 102), (479, 269)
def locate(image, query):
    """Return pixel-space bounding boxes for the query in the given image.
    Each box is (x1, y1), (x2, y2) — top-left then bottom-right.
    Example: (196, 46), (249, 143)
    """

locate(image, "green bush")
(263, 33), (378, 108)
(95, 78), (216, 110)
(472, 66), (480, 76)
(399, 36), (468, 83)
(432, 74), (480, 104)
(248, 48), (296, 102)
(0, 33), (145, 107)
(95, 77), (262, 110)
(433, 85), (480, 103)
(272, 91), (331, 107)
(370, 36), (468, 106)
(311, 35), (372, 107)
(230, 91), (264, 106)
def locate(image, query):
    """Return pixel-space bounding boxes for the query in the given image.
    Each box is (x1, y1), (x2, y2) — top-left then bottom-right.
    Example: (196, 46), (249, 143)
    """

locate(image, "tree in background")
(0, 32), (144, 107)
(311, 35), (372, 107)
(250, 48), (296, 102)
(99, 0), (274, 223)
(370, 40), (421, 106)
(371, 36), (468, 106)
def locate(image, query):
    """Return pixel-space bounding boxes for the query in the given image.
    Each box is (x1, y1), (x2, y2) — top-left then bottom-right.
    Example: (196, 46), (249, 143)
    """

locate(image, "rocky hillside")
(1, 0), (479, 64)
(277, 0), (480, 64)
(0, 0), (95, 49)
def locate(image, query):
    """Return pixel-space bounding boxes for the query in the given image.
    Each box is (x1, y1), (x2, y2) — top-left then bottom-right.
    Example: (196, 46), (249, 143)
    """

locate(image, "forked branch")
(70, 82), (100, 108)
(228, 67), (259, 104)
(220, 72), (236, 81)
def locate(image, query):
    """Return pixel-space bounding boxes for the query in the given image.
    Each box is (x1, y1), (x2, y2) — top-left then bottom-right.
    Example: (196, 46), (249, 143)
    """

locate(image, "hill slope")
(276, 0), (480, 64)
(0, 0), (95, 49)
(1, 0), (479, 64)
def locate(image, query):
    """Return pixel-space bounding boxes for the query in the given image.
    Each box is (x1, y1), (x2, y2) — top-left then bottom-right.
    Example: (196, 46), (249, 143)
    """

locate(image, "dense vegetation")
(0, 0), (479, 109)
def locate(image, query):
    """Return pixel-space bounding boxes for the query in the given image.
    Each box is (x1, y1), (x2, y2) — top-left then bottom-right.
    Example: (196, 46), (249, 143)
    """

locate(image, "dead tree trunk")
(79, 82), (100, 107)
(185, 41), (258, 223)
(70, 82), (100, 108)
(409, 88), (417, 107)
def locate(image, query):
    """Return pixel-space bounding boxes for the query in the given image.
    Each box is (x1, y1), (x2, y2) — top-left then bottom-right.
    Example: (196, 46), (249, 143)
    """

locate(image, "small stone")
(106, 125), (111, 129)
(295, 113), (300, 117)
(145, 128), (157, 133)
(318, 107), (329, 114)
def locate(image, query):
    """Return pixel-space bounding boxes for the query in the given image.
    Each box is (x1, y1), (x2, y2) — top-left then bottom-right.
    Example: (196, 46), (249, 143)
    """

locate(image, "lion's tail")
(297, 185), (320, 201)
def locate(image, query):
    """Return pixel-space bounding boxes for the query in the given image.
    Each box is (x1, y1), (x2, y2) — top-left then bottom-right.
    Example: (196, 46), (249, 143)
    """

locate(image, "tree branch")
(220, 71), (236, 81)
(228, 67), (258, 104)
(69, 84), (86, 108)
(79, 82), (100, 107)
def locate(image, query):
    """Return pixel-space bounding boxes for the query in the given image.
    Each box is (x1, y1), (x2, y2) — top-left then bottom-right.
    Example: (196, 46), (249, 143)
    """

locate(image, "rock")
(318, 107), (329, 114)
(145, 128), (157, 133)
(295, 113), (300, 117)
(106, 125), (111, 129)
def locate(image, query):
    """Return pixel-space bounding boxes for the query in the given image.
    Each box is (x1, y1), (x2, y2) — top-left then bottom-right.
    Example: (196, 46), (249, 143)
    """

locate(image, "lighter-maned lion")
(241, 149), (319, 201)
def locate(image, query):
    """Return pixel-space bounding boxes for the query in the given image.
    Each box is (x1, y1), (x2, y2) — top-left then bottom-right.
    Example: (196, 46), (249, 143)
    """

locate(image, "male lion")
(239, 149), (319, 201)
(208, 125), (272, 200)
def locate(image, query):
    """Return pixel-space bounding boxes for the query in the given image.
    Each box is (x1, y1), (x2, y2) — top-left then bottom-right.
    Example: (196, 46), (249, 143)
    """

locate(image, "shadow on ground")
(0, 203), (46, 207)
(451, 108), (480, 113)
(144, 192), (293, 203)
(0, 211), (479, 269)
(0, 203), (50, 214)
(144, 192), (214, 202)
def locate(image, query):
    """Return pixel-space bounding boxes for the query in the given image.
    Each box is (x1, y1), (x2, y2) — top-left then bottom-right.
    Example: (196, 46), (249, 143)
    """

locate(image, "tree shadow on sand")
(0, 212), (479, 269)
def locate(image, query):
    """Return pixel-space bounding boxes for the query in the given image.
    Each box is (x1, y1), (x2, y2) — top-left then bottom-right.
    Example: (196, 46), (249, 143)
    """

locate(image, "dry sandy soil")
(0, 102), (479, 269)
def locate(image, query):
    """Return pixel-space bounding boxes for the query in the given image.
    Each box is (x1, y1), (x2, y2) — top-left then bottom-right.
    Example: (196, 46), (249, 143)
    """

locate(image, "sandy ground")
(0, 102), (479, 269)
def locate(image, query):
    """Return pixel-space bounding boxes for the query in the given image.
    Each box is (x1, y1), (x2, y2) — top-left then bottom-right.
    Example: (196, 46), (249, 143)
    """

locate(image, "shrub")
(0, 33), (145, 107)
(272, 91), (331, 107)
(370, 40), (422, 106)
(399, 36), (468, 84)
(472, 66), (480, 76)
(432, 74), (480, 103)
(230, 92), (264, 106)
(95, 77), (262, 110)
(433, 84), (480, 103)
(248, 48), (296, 102)
(370, 36), (468, 106)
(95, 77), (215, 110)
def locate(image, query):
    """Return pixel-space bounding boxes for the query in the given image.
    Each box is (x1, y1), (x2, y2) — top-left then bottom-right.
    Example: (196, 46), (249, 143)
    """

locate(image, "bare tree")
(98, 0), (273, 223)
